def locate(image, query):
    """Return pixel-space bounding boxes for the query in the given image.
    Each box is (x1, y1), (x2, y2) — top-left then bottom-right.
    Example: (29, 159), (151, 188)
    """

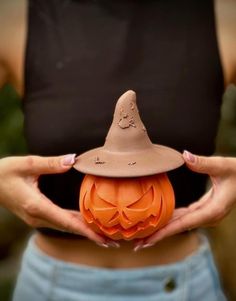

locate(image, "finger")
(24, 214), (103, 239)
(188, 188), (214, 211)
(24, 216), (75, 233)
(36, 201), (119, 247)
(133, 190), (214, 250)
(133, 207), (190, 250)
(133, 206), (197, 250)
(20, 154), (76, 175)
(183, 151), (230, 177)
(142, 203), (220, 245)
(168, 189), (213, 222)
(33, 207), (119, 247)
(41, 203), (107, 243)
(25, 214), (121, 247)
(169, 208), (189, 221)
(136, 192), (216, 249)
(19, 181), (109, 244)
(22, 187), (107, 244)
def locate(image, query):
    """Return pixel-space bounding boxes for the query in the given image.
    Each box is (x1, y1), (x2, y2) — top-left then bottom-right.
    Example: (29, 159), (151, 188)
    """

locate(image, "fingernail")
(106, 239), (120, 248)
(107, 241), (120, 248)
(62, 154), (76, 166)
(133, 244), (143, 252)
(183, 150), (195, 163)
(134, 242), (155, 252)
(96, 242), (109, 248)
(141, 243), (155, 249)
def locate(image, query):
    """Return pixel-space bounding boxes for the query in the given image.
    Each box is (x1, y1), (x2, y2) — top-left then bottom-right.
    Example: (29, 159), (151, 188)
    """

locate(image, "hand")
(133, 151), (236, 251)
(0, 154), (119, 247)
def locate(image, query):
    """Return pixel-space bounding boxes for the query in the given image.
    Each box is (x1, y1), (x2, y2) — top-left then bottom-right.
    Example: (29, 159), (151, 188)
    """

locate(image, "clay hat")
(73, 90), (184, 177)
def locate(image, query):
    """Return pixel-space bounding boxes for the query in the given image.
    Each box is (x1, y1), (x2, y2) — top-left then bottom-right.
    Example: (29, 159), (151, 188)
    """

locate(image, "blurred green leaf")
(0, 85), (27, 156)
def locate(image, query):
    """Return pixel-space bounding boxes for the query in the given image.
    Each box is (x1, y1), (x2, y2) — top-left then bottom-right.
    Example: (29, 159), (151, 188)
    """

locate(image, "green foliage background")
(0, 85), (27, 156)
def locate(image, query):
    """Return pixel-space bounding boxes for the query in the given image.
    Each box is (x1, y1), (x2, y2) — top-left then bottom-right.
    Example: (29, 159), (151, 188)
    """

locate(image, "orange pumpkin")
(79, 173), (175, 240)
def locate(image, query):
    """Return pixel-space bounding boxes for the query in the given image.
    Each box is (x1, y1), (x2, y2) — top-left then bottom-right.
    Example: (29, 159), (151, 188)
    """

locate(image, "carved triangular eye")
(126, 187), (154, 210)
(123, 187), (156, 225)
(88, 185), (117, 225)
(91, 184), (116, 208)
(79, 173), (175, 240)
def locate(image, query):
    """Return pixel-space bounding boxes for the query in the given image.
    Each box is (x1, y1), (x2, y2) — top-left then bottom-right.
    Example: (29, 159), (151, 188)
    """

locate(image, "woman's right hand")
(0, 154), (117, 247)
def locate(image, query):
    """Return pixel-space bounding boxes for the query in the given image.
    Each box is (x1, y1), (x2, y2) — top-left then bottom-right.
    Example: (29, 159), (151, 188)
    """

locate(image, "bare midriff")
(35, 230), (201, 269)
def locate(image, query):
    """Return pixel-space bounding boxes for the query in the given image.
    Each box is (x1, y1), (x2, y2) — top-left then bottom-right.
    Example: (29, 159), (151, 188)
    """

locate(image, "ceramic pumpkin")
(79, 173), (175, 240)
(74, 90), (184, 240)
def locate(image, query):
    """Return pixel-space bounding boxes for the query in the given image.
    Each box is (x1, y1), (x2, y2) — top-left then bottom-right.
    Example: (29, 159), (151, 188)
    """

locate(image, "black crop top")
(22, 0), (224, 237)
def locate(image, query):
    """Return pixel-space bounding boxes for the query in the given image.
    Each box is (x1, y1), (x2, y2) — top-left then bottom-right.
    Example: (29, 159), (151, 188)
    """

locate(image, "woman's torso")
(0, 0), (234, 267)
(24, 0), (223, 224)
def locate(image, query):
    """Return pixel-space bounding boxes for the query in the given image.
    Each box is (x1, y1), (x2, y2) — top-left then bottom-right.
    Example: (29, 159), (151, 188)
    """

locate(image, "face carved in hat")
(79, 173), (175, 240)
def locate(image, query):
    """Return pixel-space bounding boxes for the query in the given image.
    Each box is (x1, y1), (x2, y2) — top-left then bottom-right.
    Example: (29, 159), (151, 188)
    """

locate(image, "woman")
(0, 0), (235, 300)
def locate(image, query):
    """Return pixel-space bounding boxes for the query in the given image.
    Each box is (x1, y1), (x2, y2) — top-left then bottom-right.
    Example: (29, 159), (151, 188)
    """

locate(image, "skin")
(0, 0), (235, 266)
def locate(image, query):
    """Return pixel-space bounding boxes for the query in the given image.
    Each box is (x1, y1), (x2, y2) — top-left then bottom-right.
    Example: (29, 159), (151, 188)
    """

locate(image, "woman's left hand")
(133, 151), (236, 251)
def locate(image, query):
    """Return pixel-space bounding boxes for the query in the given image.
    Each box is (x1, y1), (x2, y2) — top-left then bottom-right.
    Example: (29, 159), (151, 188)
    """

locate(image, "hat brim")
(73, 145), (184, 177)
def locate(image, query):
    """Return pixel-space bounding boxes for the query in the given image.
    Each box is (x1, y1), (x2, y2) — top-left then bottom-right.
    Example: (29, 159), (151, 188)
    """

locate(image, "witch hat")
(73, 90), (184, 177)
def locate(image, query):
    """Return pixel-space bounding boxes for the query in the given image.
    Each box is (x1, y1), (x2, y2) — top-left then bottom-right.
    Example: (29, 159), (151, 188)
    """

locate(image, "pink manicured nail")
(106, 241), (120, 248)
(62, 154), (76, 166)
(134, 243), (155, 252)
(183, 150), (195, 163)
(133, 244), (143, 252)
(141, 243), (155, 249)
(96, 242), (109, 248)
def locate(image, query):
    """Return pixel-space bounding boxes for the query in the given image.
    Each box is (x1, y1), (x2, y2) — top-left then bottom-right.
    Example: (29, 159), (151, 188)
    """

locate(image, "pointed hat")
(73, 90), (184, 177)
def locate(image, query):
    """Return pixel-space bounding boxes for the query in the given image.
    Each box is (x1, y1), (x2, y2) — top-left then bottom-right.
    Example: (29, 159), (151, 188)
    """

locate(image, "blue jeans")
(12, 233), (227, 301)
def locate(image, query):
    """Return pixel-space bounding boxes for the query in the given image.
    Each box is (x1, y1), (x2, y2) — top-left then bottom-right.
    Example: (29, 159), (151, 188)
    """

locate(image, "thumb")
(23, 153), (76, 175)
(183, 150), (226, 177)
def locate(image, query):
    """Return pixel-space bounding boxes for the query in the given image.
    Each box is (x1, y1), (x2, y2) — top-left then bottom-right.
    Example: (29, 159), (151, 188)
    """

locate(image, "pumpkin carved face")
(79, 173), (175, 240)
